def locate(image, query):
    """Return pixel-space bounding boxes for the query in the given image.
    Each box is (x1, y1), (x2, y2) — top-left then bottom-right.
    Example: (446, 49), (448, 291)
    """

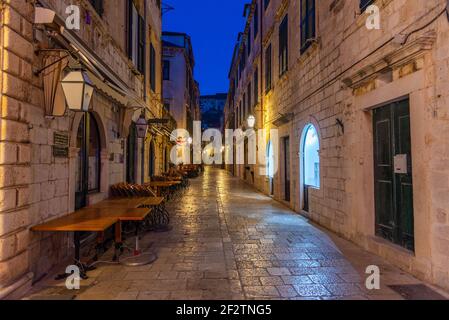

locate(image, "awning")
(86, 70), (129, 107)
(61, 30), (149, 112)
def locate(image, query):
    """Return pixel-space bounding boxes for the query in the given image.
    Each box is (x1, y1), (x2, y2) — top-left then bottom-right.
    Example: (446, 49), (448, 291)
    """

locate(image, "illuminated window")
(303, 124), (320, 188)
(267, 141), (274, 178)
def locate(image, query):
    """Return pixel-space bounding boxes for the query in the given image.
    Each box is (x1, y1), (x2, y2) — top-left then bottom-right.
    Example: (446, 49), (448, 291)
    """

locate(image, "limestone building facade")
(162, 32), (201, 136)
(224, 0), (449, 291)
(0, 0), (172, 298)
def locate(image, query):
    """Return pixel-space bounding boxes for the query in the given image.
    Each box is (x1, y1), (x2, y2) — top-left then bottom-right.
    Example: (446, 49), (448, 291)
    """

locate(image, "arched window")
(267, 140), (275, 195)
(266, 141), (274, 178)
(303, 124), (320, 188)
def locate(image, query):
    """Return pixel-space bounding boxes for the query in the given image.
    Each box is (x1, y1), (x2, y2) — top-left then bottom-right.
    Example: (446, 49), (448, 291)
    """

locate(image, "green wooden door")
(373, 99), (414, 251)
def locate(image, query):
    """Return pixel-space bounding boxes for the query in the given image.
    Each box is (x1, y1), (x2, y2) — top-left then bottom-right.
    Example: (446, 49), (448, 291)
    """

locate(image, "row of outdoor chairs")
(179, 164), (202, 178)
(110, 183), (157, 198)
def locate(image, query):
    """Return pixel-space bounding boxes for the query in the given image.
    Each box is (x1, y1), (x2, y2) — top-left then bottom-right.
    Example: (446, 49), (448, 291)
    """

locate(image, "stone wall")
(225, 0), (449, 291)
(0, 0), (164, 298)
(1, 0), (38, 297)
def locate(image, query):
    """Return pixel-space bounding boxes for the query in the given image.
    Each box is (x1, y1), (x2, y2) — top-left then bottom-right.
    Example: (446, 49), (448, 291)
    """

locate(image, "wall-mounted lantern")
(247, 115), (256, 129)
(60, 69), (94, 112)
(136, 114), (149, 139)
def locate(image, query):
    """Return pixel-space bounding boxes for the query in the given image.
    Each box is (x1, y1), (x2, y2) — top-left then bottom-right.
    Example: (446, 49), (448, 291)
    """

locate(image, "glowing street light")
(135, 114), (148, 139)
(60, 69), (94, 112)
(247, 115), (256, 129)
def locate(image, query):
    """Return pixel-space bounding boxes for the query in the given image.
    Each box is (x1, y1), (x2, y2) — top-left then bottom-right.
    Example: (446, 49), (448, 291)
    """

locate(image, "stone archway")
(68, 110), (109, 212)
(298, 116), (322, 213)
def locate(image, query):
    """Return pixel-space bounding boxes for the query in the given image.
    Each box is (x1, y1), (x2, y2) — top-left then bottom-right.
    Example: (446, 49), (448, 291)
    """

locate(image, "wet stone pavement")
(25, 168), (445, 300)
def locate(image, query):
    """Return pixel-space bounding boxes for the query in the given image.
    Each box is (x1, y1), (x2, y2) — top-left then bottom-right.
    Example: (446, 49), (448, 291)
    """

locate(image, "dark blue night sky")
(162, 0), (247, 95)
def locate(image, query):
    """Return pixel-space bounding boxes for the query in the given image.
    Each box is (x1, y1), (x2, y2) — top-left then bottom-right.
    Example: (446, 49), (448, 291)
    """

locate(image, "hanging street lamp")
(60, 69), (94, 112)
(247, 115), (256, 129)
(136, 114), (149, 139)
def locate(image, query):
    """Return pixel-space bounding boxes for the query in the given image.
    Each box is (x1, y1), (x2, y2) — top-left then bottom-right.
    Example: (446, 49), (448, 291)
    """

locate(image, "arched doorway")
(301, 124), (320, 212)
(149, 140), (155, 177)
(267, 141), (274, 196)
(127, 123), (137, 183)
(75, 112), (101, 210)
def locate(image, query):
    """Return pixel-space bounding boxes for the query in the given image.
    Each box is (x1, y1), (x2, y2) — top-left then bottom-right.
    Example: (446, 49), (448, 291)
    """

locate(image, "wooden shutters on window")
(254, 68), (258, 107)
(150, 44), (156, 92)
(138, 15), (145, 74)
(247, 83), (251, 114)
(279, 15), (288, 75)
(300, 0), (316, 53)
(127, 0), (145, 73)
(265, 44), (272, 93)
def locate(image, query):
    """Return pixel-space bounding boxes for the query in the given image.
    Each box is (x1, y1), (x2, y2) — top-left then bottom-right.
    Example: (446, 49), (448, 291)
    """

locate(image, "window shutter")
(279, 15), (288, 75)
(254, 69), (258, 107)
(150, 44), (156, 92)
(126, 0), (133, 59)
(138, 15), (145, 73)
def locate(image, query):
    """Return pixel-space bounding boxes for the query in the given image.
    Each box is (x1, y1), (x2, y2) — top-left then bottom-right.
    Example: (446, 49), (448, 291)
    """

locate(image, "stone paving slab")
(23, 168), (449, 300)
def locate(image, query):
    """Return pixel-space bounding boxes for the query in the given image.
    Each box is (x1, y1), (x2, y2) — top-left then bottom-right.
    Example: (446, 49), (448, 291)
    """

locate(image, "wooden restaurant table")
(31, 205), (154, 278)
(91, 196), (166, 224)
(147, 181), (181, 196)
(142, 197), (165, 206)
(88, 197), (150, 209)
(91, 196), (168, 231)
(81, 202), (157, 266)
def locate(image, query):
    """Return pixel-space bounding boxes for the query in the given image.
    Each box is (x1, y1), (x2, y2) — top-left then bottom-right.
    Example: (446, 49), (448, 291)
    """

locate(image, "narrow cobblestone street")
(24, 168), (447, 300)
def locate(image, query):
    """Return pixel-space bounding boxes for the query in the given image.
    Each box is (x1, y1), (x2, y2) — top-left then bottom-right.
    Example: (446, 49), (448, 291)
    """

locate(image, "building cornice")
(343, 30), (437, 89)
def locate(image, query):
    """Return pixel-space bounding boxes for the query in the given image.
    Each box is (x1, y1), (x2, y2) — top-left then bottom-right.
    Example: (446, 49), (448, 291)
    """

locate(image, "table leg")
(150, 203), (172, 232)
(120, 221), (157, 267)
(113, 223), (123, 262)
(94, 232), (105, 261)
(55, 231), (88, 280)
(134, 221), (140, 255)
(74, 232), (88, 279)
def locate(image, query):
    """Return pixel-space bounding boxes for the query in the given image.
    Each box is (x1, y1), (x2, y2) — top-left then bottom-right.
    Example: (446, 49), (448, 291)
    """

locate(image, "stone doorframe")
(353, 69), (431, 274)
(68, 110), (110, 213)
(296, 116), (324, 216)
